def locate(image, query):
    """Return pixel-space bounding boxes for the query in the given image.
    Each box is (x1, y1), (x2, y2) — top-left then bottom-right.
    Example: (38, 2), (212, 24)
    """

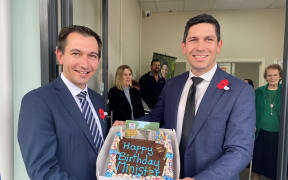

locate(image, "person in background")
(252, 64), (282, 180)
(161, 63), (169, 79)
(108, 65), (145, 121)
(244, 78), (254, 88)
(139, 59), (166, 109)
(18, 25), (108, 180)
(132, 79), (140, 91)
(132, 79), (151, 113)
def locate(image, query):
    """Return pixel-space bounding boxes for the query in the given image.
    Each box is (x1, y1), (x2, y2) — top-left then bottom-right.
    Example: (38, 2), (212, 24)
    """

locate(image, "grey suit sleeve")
(18, 92), (77, 180)
(193, 84), (256, 180)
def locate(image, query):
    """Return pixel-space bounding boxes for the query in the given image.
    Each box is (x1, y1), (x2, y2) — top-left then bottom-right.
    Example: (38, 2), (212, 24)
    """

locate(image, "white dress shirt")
(61, 73), (103, 139)
(176, 64), (217, 143)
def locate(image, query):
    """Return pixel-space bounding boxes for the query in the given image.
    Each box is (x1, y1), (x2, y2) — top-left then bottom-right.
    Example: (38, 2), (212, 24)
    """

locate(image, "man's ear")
(55, 48), (63, 65)
(181, 42), (186, 55)
(216, 40), (223, 54)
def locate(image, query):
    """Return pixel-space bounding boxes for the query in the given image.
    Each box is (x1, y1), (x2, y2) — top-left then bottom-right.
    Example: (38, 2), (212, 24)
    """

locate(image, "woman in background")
(252, 64), (282, 180)
(108, 65), (144, 121)
(160, 63), (168, 79)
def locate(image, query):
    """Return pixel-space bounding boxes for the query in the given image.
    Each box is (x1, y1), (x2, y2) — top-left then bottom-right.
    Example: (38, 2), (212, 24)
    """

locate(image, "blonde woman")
(108, 65), (144, 121)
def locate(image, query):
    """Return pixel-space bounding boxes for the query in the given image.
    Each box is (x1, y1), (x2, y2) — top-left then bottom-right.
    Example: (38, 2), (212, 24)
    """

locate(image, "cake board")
(96, 125), (180, 179)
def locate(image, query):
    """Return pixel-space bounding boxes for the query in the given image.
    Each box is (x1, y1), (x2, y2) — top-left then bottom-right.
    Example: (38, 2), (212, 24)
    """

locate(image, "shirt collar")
(149, 71), (160, 78)
(61, 73), (88, 97)
(189, 63), (217, 82)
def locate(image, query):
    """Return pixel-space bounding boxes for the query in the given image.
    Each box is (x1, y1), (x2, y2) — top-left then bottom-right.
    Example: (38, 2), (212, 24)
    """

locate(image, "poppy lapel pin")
(98, 108), (106, 120)
(217, 79), (230, 91)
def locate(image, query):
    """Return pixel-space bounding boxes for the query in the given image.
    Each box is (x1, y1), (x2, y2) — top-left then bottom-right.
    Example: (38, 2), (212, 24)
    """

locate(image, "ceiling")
(138, 0), (286, 13)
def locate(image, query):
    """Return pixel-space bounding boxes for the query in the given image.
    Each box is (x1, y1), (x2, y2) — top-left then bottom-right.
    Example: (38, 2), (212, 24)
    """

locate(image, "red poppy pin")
(99, 108), (105, 119)
(217, 79), (230, 91)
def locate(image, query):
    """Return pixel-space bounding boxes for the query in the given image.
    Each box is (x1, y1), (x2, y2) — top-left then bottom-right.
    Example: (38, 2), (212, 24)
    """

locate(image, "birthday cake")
(104, 130), (174, 180)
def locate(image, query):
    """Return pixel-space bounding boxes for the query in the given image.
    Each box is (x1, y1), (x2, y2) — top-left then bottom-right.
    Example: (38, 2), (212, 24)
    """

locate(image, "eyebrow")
(205, 35), (216, 39)
(70, 49), (80, 52)
(70, 49), (98, 56)
(187, 35), (216, 39)
(90, 51), (98, 55)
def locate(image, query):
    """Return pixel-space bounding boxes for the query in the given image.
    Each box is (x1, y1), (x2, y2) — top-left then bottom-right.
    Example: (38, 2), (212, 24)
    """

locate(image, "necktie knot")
(192, 77), (203, 87)
(77, 91), (87, 101)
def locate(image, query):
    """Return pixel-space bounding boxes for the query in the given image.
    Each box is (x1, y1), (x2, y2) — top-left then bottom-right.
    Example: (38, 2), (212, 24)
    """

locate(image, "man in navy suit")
(147, 14), (255, 180)
(18, 25), (108, 180)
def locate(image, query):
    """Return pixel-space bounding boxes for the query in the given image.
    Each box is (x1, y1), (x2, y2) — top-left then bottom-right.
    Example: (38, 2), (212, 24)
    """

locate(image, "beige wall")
(140, 9), (285, 85)
(234, 63), (260, 88)
(108, 0), (141, 89)
(74, 0), (103, 94)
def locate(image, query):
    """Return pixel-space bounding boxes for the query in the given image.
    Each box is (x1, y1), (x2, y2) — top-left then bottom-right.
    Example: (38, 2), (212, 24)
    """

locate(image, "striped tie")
(77, 91), (104, 153)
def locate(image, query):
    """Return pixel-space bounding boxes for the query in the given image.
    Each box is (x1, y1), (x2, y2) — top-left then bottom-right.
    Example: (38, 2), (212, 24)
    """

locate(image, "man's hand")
(112, 120), (126, 126)
(176, 178), (195, 180)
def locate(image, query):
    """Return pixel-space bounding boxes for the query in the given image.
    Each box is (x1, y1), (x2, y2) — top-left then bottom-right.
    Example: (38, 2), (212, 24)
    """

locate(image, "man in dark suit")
(18, 25), (108, 180)
(139, 59), (166, 109)
(147, 14), (255, 180)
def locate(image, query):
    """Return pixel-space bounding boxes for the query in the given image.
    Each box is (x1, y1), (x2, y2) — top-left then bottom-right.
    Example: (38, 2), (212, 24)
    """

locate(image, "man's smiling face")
(181, 23), (222, 76)
(56, 32), (99, 89)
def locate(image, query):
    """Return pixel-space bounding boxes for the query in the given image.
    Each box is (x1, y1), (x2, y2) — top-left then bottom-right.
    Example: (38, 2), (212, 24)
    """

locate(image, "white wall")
(108, 0), (142, 88)
(108, 0), (122, 89)
(12, 0), (41, 179)
(74, 0), (103, 94)
(0, 0), (13, 179)
(140, 9), (285, 84)
(120, 0), (142, 80)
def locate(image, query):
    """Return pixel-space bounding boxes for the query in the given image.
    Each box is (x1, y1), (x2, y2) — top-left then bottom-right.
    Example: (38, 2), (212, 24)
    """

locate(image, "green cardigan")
(255, 84), (281, 137)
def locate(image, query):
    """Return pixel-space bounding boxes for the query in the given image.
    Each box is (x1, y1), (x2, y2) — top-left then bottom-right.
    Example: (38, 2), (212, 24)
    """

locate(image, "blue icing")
(109, 149), (118, 155)
(155, 131), (160, 140)
(166, 153), (173, 159)
(116, 132), (121, 137)
(164, 176), (173, 180)
(105, 171), (113, 177)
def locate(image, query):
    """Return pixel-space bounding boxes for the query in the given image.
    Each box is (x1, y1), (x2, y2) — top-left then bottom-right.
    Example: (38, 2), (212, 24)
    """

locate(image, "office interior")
(1, 0), (288, 179)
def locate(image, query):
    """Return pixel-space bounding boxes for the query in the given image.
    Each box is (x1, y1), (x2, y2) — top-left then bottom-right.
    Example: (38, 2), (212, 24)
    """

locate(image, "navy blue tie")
(77, 91), (103, 153)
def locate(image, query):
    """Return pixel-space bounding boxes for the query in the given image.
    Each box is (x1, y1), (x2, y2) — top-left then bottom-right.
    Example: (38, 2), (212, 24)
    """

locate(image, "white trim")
(217, 58), (265, 86)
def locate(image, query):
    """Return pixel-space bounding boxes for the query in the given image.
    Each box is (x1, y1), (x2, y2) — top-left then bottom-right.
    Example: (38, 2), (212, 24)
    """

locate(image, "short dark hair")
(56, 25), (103, 58)
(183, 13), (221, 43)
(264, 64), (282, 79)
(151, 59), (160, 66)
(244, 79), (254, 88)
(161, 63), (168, 68)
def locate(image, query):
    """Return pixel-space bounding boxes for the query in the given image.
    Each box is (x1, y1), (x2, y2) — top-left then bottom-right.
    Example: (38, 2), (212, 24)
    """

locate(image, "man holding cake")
(143, 14), (256, 180)
(18, 25), (108, 180)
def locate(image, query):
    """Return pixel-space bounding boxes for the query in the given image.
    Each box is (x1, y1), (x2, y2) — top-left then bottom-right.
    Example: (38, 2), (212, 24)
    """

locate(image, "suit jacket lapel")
(187, 67), (229, 147)
(88, 89), (108, 139)
(171, 72), (190, 129)
(53, 77), (97, 152)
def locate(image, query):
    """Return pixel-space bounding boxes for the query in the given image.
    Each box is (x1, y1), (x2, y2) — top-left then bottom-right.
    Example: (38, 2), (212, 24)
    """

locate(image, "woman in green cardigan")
(252, 64), (282, 180)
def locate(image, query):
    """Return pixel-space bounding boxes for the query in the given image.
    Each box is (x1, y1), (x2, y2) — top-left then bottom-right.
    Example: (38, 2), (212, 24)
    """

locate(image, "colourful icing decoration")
(104, 130), (174, 180)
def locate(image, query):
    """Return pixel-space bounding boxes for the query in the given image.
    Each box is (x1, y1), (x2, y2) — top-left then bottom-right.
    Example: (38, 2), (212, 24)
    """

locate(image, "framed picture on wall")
(218, 62), (234, 75)
(153, 52), (177, 80)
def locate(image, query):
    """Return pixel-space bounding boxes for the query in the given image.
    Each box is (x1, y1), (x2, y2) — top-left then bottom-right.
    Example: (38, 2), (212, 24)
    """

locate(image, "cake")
(105, 130), (174, 180)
